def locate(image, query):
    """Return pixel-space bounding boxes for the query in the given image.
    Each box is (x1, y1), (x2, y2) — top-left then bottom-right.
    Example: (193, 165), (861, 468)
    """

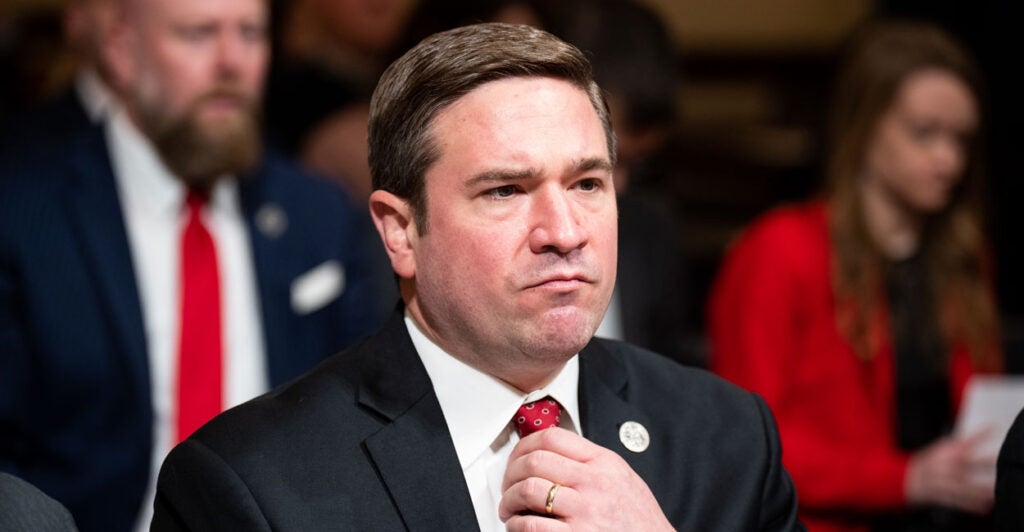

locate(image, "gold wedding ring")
(544, 483), (560, 515)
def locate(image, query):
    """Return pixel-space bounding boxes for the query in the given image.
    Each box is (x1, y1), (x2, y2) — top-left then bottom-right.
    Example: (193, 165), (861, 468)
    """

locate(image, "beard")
(134, 87), (263, 190)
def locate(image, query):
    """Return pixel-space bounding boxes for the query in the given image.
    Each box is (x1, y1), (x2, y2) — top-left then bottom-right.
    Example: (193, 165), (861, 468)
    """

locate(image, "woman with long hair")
(709, 21), (1001, 532)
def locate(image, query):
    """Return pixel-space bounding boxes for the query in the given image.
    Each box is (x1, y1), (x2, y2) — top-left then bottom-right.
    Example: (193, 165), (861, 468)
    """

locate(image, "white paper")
(954, 374), (1024, 485)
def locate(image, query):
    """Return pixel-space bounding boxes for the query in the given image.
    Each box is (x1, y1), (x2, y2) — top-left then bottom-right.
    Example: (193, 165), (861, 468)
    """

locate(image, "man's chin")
(530, 307), (599, 352)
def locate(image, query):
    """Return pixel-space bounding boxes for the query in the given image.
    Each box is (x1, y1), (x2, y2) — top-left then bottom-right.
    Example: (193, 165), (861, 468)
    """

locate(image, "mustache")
(193, 86), (257, 109)
(518, 254), (602, 289)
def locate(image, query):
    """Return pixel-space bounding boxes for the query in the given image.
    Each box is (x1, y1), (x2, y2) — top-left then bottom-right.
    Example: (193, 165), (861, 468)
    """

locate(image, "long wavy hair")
(825, 21), (999, 369)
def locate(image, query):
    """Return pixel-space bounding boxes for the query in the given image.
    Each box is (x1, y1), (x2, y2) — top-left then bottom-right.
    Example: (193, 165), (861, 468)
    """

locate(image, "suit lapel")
(64, 125), (150, 407)
(357, 314), (480, 531)
(238, 168), (295, 386)
(578, 340), (660, 481)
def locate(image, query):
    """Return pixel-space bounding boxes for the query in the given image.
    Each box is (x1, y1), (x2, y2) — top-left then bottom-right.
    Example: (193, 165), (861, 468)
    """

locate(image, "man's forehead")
(431, 76), (599, 135)
(425, 77), (610, 175)
(135, 0), (266, 22)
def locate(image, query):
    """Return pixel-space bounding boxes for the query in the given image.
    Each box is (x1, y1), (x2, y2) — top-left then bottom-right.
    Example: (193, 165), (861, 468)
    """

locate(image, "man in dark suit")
(996, 408), (1024, 531)
(0, 0), (383, 530)
(153, 22), (803, 531)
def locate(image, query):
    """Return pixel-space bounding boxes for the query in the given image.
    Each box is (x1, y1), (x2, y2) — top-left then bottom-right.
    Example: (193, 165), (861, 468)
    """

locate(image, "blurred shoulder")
(738, 201), (828, 253)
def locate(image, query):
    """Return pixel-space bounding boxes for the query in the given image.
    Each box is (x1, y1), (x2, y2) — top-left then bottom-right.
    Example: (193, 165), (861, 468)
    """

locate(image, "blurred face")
(863, 68), (977, 214)
(313, 0), (413, 55)
(114, 0), (269, 185)
(401, 77), (618, 388)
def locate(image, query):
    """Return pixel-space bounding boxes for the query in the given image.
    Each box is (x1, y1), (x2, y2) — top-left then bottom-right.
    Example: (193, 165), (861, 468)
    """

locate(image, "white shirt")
(105, 107), (269, 532)
(405, 314), (581, 532)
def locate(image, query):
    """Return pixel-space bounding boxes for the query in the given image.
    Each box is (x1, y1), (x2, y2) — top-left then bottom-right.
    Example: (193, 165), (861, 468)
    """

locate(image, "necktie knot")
(185, 188), (208, 214)
(514, 397), (562, 437)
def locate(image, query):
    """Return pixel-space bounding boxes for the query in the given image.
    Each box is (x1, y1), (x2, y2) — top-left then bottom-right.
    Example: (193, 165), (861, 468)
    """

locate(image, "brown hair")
(368, 22), (615, 232)
(825, 21), (999, 368)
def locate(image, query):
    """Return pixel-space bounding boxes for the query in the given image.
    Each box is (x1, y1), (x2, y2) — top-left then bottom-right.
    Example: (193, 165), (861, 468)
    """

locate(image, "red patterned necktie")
(175, 189), (223, 443)
(514, 397), (562, 437)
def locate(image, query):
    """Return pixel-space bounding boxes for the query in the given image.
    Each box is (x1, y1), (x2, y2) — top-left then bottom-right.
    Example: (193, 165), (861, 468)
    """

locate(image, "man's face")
(116, 0), (269, 184)
(405, 77), (617, 385)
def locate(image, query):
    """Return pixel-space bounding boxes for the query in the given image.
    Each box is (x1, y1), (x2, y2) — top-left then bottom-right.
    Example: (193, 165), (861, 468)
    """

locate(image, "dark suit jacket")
(0, 472), (78, 532)
(996, 407), (1024, 531)
(152, 311), (803, 531)
(0, 87), (93, 162)
(0, 121), (386, 532)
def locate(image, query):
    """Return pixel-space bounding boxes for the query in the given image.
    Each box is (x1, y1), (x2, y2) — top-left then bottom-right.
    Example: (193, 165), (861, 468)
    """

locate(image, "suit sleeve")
(151, 439), (272, 532)
(996, 408), (1024, 532)
(751, 393), (804, 532)
(709, 214), (909, 511)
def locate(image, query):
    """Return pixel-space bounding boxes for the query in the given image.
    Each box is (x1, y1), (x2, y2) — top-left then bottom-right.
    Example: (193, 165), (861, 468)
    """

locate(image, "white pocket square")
(290, 260), (345, 315)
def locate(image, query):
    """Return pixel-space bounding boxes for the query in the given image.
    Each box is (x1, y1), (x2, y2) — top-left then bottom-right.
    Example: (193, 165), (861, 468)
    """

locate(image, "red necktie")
(514, 397), (562, 437)
(175, 190), (223, 443)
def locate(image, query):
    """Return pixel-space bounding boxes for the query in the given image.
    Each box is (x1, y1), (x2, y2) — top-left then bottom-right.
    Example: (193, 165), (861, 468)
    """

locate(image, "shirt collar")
(405, 313), (581, 471)
(75, 67), (115, 123)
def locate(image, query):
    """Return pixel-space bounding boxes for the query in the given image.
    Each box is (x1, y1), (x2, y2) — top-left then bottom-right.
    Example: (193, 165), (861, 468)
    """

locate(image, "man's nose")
(528, 186), (587, 255)
(215, 32), (248, 79)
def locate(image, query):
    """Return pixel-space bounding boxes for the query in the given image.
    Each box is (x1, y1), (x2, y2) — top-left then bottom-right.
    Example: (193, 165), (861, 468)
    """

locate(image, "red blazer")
(708, 202), (977, 532)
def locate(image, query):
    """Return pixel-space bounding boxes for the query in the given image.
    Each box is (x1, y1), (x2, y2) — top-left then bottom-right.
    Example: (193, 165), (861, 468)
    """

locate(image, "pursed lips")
(523, 272), (596, 291)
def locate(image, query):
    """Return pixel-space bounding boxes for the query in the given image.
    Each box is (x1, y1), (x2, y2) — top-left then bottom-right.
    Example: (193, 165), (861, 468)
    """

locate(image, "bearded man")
(0, 0), (385, 530)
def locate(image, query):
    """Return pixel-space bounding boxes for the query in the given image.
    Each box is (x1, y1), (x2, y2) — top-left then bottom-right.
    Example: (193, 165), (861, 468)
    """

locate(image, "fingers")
(501, 447), (588, 492)
(499, 429), (673, 530)
(906, 437), (997, 513)
(942, 480), (993, 514)
(498, 478), (579, 521)
(960, 427), (996, 447)
(505, 514), (572, 532)
(507, 427), (603, 466)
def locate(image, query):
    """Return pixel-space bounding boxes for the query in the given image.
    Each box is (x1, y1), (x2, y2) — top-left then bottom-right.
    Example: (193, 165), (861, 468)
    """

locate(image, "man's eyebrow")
(572, 157), (614, 175)
(464, 158), (612, 188)
(466, 168), (539, 187)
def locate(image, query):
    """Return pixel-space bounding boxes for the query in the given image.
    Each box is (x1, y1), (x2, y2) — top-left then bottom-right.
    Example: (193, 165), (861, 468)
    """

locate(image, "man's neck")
(403, 298), (568, 393)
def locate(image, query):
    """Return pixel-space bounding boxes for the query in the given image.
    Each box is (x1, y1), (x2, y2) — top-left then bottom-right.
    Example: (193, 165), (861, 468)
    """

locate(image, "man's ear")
(369, 190), (418, 279)
(99, 7), (135, 97)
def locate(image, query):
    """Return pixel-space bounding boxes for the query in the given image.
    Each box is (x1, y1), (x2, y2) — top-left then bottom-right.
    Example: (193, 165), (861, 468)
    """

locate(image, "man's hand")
(499, 427), (674, 531)
(905, 430), (996, 514)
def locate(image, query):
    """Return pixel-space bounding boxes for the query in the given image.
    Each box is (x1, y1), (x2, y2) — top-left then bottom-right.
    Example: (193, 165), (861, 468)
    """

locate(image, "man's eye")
(576, 178), (601, 192)
(241, 24), (267, 43)
(488, 185), (518, 199)
(178, 25), (216, 42)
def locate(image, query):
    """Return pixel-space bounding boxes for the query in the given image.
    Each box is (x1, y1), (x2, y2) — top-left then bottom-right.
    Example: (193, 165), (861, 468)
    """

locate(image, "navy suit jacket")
(152, 310), (803, 531)
(0, 120), (385, 532)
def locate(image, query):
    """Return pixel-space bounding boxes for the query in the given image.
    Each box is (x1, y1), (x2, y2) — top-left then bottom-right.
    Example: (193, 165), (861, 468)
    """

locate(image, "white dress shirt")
(405, 313), (581, 532)
(105, 107), (269, 532)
